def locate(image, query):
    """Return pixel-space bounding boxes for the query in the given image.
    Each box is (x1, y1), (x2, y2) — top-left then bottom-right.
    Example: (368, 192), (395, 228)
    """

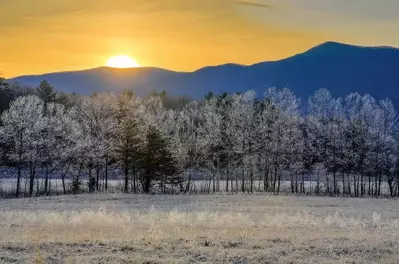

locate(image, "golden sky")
(1, 0), (399, 77)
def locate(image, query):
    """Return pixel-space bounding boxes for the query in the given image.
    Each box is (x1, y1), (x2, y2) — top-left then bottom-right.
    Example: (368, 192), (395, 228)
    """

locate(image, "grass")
(0, 194), (398, 263)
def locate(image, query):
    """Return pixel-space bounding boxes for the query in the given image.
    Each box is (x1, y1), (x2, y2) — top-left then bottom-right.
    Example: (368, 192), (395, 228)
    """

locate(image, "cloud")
(234, 0), (274, 9)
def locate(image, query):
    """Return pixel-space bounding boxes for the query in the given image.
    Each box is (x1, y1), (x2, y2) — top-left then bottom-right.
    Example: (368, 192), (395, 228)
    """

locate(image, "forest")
(0, 77), (398, 198)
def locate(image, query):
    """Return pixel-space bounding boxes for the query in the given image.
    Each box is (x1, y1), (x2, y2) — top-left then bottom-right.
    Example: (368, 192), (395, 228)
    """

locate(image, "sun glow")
(106, 55), (139, 68)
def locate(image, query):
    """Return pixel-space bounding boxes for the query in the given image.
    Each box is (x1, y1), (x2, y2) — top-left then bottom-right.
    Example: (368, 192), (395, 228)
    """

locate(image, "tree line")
(1, 78), (399, 197)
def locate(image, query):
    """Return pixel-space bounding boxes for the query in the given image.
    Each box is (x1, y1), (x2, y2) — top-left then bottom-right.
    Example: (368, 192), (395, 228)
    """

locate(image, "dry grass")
(0, 194), (398, 263)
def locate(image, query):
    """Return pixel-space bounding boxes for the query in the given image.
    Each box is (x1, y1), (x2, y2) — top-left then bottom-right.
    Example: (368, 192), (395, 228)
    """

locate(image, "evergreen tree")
(0, 78), (13, 115)
(0, 78), (12, 165)
(139, 126), (181, 193)
(0, 77), (10, 92)
(36, 80), (57, 107)
(204, 91), (214, 100)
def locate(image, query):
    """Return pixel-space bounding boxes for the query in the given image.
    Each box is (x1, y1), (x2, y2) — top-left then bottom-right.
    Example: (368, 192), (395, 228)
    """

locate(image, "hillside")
(10, 41), (399, 104)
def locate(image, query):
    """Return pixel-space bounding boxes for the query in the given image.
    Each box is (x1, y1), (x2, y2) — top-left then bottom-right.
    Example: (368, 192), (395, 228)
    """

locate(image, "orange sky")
(1, 0), (399, 78)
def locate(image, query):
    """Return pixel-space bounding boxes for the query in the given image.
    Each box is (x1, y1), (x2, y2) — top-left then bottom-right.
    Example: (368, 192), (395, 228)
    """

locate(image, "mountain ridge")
(9, 41), (399, 105)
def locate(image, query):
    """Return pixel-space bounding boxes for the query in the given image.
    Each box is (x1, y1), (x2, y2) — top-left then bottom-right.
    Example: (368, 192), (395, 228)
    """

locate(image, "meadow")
(0, 194), (398, 263)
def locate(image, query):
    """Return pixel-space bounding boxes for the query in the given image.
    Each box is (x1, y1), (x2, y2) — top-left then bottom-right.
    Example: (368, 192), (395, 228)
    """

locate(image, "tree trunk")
(326, 172), (330, 194)
(273, 165), (277, 192)
(124, 165), (129, 193)
(44, 168), (49, 195)
(290, 174), (295, 193)
(28, 162), (35, 197)
(241, 163), (245, 193)
(371, 175), (374, 197)
(235, 171), (239, 192)
(333, 169), (337, 195)
(16, 167), (22, 197)
(144, 170), (151, 194)
(264, 164), (269, 192)
(250, 165), (254, 193)
(105, 156), (108, 192)
(212, 173), (215, 192)
(16, 133), (23, 197)
(388, 176), (394, 197)
(208, 173), (215, 193)
(96, 163), (100, 191)
(360, 159), (364, 196)
(132, 167), (136, 193)
(226, 161), (229, 192)
(61, 163), (70, 195)
(368, 175), (371, 196)
(185, 173), (192, 193)
(89, 163), (94, 193)
(36, 177), (39, 196)
(277, 167), (281, 194)
(48, 174), (52, 194)
(353, 174), (357, 197)
(347, 174), (351, 195)
(342, 172), (345, 195)
(217, 171), (220, 192)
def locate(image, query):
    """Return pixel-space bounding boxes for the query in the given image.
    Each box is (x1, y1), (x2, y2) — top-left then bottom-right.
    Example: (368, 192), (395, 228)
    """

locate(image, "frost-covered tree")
(308, 89), (336, 194)
(171, 101), (207, 192)
(113, 91), (145, 193)
(39, 102), (78, 194)
(0, 95), (46, 196)
(54, 106), (82, 194)
(227, 91), (257, 192)
(201, 96), (223, 192)
(376, 99), (397, 196)
(254, 97), (277, 192)
(1, 86), (399, 197)
(76, 93), (119, 192)
(265, 88), (301, 193)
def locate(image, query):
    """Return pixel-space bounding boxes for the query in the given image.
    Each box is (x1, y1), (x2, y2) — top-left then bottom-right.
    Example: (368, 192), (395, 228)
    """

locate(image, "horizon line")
(5, 40), (399, 79)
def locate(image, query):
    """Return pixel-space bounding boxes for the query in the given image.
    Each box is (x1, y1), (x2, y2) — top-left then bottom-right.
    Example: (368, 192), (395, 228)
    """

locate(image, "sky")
(1, 0), (399, 77)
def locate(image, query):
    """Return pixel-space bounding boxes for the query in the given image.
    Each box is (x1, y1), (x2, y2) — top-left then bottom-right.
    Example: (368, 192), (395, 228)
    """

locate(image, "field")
(0, 194), (398, 264)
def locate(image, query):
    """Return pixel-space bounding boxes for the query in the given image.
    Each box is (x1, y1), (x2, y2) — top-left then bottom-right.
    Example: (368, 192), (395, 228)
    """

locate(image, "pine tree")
(36, 80), (57, 107)
(0, 78), (13, 116)
(139, 126), (181, 193)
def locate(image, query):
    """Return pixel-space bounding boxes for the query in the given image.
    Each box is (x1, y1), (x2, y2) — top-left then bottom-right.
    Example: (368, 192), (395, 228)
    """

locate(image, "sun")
(106, 55), (139, 68)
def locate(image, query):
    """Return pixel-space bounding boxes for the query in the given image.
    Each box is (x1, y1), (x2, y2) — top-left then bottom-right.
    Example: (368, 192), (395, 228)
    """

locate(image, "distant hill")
(10, 41), (399, 105)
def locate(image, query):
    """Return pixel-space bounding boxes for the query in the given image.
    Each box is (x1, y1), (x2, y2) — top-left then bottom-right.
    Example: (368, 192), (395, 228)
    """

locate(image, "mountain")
(9, 41), (399, 105)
